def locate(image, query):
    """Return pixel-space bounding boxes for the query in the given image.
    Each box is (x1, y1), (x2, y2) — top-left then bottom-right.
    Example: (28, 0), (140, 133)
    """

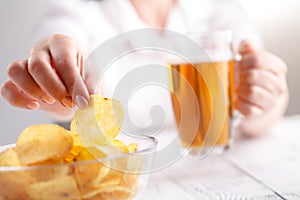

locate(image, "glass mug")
(168, 31), (240, 156)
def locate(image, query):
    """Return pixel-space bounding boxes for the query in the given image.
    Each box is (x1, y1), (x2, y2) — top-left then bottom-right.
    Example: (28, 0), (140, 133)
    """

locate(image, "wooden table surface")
(138, 115), (300, 200)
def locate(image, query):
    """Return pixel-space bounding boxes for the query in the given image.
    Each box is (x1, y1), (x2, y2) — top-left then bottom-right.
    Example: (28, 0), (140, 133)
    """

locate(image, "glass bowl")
(0, 135), (157, 200)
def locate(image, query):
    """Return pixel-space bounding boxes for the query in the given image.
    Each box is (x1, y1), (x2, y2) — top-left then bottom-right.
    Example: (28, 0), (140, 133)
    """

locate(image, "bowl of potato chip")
(0, 95), (157, 200)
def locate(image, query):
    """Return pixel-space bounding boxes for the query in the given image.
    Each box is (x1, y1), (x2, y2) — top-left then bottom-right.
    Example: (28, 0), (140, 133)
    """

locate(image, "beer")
(169, 60), (235, 148)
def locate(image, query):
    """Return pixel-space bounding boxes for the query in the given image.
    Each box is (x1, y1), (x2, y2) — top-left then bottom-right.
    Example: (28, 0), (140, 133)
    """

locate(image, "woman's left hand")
(236, 40), (288, 135)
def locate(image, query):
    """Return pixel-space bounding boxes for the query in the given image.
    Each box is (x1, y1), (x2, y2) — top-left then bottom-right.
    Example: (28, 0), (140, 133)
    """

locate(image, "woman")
(0, 0), (288, 136)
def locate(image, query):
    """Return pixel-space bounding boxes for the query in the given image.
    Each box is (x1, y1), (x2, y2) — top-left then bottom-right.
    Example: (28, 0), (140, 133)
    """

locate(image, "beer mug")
(168, 31), (241, 156)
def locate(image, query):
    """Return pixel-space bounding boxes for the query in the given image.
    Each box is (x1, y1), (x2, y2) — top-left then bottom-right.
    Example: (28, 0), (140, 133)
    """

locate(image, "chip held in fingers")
(71, 94), (136, 154)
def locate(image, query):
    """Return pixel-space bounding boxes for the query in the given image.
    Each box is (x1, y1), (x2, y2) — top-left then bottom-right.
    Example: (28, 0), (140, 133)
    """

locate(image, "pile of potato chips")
(0, 95), (141, 200)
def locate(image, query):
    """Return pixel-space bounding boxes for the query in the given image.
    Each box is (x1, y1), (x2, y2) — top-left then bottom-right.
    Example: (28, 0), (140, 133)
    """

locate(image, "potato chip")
(26, 176), (81, 200)
(71, 94), (138, 157)
(70, 132), (85, 147)
(29, 157), (66, 167)
(87, 186), (132, 200)
(92, 95), (124, 139)
(0, 170), (33, 200)
(92, 164), (110, 185)
(15, 124), (73, 165)
(83, 178), (121, 199)
(94, 178), (121, 188)
(76, 147), (106, 162)
(123, 173), (139, 189)
(71, 95), (124, 146)
(101, 169), (134, 192)
(0, 148), (20, 166)
(111, 140), (132, 153)
(75, 162), (104, 196)
(64, 134), (86, 163)
(127, 143), (138, 153)
(64, 146), (84, 163)
(28, 162), (72, 182)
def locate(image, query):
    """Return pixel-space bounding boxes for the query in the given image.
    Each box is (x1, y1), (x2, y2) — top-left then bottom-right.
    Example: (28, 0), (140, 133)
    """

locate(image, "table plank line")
(224, 156), (287, 200)
(140, 155), (281, 200)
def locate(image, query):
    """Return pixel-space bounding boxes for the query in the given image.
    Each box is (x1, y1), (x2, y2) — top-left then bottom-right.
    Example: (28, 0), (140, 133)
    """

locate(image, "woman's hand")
(237, 40), (289, 136)
(1, 34), (90, 115)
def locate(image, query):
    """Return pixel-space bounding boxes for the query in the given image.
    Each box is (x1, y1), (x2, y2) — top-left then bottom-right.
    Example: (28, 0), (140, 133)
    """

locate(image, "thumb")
(239, 40), (257, 55)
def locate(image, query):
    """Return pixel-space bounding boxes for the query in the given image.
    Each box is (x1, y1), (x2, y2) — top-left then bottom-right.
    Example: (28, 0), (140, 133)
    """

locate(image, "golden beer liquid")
(169, 60), (235, 148)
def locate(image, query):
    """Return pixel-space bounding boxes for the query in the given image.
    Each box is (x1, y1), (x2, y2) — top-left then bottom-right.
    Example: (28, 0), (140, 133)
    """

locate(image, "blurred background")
(0, 0), (299, 145)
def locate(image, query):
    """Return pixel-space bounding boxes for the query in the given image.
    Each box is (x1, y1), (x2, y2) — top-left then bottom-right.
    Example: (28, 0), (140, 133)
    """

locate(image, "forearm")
(238, 90), (289, 137)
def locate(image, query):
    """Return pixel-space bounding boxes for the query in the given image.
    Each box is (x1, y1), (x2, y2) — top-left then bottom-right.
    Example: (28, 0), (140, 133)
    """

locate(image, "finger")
(28, 49), (71, 106)
(1, 81), (39, 110)
(7, 60), (55, 104)
(48, 34), (89, 108)
(77, 50), (84, 75)
(239, 52), (287, 76)
(239, 40), (258, 55)
(239, 68), (286, 95)
(236, 99), (262, 117)
(238, 84), (275, 110)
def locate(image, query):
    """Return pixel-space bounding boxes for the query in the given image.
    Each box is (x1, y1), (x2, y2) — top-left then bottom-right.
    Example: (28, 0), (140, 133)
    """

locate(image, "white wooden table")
(139, 115), (300, 200)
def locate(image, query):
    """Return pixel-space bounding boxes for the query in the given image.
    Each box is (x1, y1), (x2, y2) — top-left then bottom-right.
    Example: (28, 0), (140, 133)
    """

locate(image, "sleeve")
(33, 0), (95, 54)
(209, 0), (263, 49)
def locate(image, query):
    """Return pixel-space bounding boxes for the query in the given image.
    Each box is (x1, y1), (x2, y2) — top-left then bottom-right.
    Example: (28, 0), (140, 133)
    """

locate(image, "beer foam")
(167, 51), (233, 64)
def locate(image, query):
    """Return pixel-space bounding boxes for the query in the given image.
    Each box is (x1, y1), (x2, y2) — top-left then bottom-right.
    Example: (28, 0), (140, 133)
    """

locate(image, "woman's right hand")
(1, 34), (90, 115)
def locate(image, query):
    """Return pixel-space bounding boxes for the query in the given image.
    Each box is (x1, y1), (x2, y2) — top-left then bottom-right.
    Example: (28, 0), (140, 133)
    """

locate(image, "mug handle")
(230, 53), (245, 136)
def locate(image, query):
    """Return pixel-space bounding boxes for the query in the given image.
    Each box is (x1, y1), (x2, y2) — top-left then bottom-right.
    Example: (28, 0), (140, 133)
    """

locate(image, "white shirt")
(36, 0), (261, 51)
(35, 0), (262, 131)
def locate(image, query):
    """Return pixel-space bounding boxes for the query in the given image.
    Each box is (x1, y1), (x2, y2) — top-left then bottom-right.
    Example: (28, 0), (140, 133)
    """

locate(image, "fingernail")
(61, 96), (73, 108)
(41, 94), (55, 104)
(241, 39), (249, 47)
(76, 95), (89, 109)
(0, 84), (4, 94)
(242, 41), (250, 49)
(239, 41), (252, 54)
(27, 102), (39, 110)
